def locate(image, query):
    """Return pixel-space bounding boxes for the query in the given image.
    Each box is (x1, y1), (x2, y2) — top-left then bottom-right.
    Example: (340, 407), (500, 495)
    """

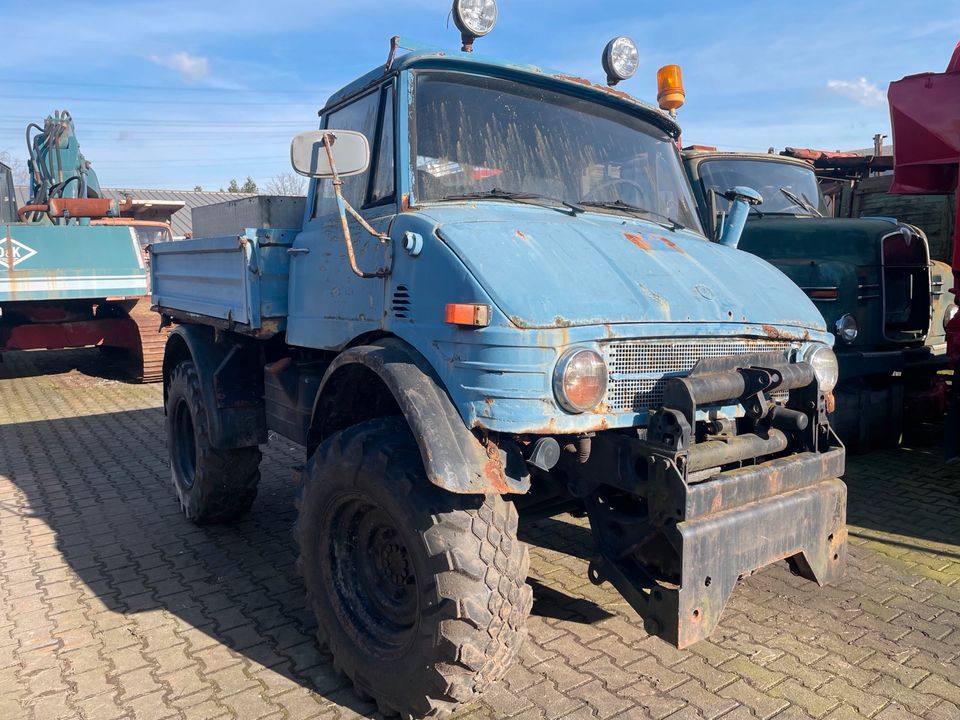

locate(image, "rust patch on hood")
(516, 230), (528, 241)
(762, 324), (782, 338)
(660, 236), (685, 254)
(624, 232), (651, 251)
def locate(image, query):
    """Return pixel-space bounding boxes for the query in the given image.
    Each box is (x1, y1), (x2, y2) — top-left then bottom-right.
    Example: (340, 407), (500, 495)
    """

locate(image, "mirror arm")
(322, 132), (391, 279)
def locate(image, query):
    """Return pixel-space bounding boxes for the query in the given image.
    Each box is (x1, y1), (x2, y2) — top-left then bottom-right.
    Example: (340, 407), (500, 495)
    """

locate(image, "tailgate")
(150, 228), (296, 336)
(2, 223), (146, 302)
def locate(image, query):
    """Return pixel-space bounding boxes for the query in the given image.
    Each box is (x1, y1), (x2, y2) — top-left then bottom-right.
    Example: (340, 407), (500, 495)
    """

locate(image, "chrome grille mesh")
(603, 339), (794, 413)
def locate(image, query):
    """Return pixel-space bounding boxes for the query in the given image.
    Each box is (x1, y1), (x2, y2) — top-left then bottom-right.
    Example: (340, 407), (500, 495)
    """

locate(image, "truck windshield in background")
(412, 71), (703, 233)
(700, 158), (825, 215)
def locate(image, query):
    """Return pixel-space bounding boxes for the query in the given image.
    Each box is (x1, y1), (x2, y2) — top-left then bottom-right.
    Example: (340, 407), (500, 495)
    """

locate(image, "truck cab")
(150, 20), (848, 719)
(683, 148), (948, 446)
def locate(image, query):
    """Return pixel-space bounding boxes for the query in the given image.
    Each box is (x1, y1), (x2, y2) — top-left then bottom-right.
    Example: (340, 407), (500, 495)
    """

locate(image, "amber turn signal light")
(657, 64), (685, 112)
(445, 303), (491, 327)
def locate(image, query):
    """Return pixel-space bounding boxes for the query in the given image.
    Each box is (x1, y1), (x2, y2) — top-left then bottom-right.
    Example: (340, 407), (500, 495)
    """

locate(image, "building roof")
(14, 186), (257, 238)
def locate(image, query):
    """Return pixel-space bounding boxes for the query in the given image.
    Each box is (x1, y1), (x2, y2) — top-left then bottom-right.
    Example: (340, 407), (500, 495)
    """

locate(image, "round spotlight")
(602, 36), (639, 86)
(834, 313), (858, 343)
(452, 0), (497, 51)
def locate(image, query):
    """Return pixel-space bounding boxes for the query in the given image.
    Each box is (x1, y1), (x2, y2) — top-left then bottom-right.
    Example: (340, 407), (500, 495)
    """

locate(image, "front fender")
(310, 338), (529, 495)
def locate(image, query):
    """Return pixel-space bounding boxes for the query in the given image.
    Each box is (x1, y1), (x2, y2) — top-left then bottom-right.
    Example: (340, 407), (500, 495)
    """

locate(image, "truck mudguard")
(309, 338), (529, 495)
(162, 323), (267, 450)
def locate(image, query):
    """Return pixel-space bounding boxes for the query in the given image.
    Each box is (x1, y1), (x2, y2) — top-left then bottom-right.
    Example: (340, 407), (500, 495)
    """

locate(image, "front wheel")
(295, 417), (532, 718)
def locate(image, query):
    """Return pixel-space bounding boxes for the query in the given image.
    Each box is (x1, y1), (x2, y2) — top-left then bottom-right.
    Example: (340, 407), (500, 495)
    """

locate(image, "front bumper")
(584, 352), (847, 647)
(838, 343), (948, 379)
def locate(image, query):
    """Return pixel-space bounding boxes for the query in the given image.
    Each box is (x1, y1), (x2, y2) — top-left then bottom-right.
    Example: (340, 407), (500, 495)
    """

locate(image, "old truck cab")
(150, 8), (848, 716)
(683, 148), (948, 446)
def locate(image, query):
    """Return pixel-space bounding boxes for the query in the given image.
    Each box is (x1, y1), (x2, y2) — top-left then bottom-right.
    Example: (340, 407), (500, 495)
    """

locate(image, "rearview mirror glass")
(290, 130), (370, 178)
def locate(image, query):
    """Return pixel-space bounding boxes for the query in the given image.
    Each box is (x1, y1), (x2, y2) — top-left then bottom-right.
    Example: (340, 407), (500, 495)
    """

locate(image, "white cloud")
(150, 51), (210, 81)
(826, 77), (885, 107)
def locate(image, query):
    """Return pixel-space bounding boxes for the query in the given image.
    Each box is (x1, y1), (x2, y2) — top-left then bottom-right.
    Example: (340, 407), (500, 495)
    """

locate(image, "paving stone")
(2, 350), (960, 720)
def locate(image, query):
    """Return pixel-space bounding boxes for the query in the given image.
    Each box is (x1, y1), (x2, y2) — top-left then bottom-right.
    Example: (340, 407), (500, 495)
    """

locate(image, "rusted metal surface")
(623, 231), (651, 251)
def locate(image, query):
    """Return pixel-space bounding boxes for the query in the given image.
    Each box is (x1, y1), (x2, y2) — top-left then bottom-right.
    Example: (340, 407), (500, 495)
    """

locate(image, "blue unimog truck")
(149, 5), (848, 717)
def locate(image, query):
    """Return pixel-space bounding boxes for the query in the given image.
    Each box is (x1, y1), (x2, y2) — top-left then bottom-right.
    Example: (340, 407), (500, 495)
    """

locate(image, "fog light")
(553, 348), (608, 413)
(834, 313), (858, 343)
(602, 37), (639, 86)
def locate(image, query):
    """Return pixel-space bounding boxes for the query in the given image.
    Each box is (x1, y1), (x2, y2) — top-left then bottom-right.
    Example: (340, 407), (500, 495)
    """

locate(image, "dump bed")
(149, 228), (296, 337)
(2, 223), (146, 303)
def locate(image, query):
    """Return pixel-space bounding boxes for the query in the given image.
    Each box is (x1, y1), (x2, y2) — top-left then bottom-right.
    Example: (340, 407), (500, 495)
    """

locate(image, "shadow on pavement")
(0, 403), (378, 718)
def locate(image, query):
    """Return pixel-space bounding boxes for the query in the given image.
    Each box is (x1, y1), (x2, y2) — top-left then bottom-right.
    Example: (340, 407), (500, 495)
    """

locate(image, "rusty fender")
(311, 338), (529, 495)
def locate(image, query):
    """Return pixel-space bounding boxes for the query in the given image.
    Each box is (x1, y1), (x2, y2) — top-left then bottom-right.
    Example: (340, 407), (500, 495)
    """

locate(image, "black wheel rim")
(173, 398), (197, 488)
(322, 494), (419, 657)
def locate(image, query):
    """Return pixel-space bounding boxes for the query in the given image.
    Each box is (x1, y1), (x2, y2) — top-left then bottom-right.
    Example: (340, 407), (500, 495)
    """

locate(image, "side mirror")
(717, 186), (762, 249)
(290, 130), (370, 178)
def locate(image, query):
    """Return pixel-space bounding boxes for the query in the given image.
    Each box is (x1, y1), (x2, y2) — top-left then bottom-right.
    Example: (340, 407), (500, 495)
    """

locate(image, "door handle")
(287, 247), (310, 256)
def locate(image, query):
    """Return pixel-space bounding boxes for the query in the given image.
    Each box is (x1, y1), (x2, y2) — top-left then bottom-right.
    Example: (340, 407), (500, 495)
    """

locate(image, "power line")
(0, 94), (319, 107)
(0, 77), (335, 95)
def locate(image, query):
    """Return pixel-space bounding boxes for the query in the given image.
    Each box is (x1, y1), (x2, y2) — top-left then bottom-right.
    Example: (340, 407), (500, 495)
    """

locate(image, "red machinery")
(888, 42), (960, 456)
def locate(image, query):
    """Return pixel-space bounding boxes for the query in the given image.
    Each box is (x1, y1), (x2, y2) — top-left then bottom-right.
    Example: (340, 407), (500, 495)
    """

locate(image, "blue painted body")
(152, 50), (833, 436)
(1, 223), (146, 302)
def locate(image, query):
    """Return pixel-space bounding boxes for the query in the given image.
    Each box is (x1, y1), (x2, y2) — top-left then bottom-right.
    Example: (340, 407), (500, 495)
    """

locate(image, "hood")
(425, 204), (826, 332)
(739, 216), (902, 265)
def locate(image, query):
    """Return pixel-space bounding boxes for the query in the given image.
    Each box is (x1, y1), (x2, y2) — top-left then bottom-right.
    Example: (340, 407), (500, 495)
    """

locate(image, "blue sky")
(1, 0), (957, 191)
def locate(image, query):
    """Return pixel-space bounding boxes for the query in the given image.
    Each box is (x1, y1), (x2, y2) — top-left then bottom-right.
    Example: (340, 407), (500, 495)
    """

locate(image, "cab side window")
(312, 84), (394, 218)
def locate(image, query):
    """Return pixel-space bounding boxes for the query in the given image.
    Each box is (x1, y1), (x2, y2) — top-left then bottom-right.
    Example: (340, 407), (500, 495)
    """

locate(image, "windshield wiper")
(779, 187), (823, 217)
(442, 188), (584, 214)
(579, 199), (685, 231)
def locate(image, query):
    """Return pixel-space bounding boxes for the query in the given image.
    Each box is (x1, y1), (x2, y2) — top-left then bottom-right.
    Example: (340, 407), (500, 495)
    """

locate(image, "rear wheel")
(295, 417), (532, 718)
(165, 360), (261, 523)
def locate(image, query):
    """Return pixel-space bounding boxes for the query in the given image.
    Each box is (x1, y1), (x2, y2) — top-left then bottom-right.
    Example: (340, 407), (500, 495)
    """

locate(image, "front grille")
(881, 231), (929, 343)
(603, 338), (793, 413)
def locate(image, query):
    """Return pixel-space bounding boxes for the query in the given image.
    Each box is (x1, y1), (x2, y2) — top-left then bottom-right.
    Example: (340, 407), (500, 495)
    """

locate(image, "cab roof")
(682, 148), (813, 169)
(321, 48), (681, 139)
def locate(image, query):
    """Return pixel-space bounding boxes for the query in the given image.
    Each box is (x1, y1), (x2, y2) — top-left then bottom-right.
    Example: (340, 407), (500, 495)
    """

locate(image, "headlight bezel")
(553, 347), (608, 414)
(802, 344), (839, 393)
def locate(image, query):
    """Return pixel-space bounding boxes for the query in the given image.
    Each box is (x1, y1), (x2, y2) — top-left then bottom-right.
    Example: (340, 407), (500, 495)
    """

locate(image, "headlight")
(452, 0), (497, 39)
(944, 303), (958, 331)
(553, 348), (608, 413)
(834, 313), (858, 343)
(803, 345), (839, 392)
(602, 37), (640, 85)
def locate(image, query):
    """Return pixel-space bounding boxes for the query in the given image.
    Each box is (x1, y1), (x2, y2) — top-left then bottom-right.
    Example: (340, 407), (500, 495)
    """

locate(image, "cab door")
(286, 82), (397, 349)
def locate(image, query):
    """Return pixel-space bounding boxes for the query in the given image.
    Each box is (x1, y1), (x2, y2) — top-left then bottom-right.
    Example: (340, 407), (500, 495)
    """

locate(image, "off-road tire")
(295, 417), (533, 719)
(166, 360), (261, 523)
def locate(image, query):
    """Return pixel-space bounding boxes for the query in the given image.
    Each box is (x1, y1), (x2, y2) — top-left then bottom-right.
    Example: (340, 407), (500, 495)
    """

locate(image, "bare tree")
(0, 150), (30, 186)
(265, 172), (306, 196)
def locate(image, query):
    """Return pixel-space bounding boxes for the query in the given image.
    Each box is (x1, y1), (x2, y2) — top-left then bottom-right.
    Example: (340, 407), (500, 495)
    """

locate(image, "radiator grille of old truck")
(881, 230), (929, 343)
(392, 286), (411, 319)
(603, 339), (793, 413)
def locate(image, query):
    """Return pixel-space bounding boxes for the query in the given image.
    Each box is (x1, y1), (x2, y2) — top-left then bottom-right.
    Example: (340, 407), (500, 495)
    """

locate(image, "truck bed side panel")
(150, 229), (295, 335)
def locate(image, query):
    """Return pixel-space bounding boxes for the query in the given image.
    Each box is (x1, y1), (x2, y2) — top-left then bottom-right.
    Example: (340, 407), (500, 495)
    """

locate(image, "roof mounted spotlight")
(452, 0), (497, 52)
(602, 36), (639, 86)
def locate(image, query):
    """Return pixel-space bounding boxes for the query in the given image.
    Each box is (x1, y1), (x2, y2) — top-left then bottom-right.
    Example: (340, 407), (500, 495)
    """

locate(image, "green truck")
(683, 148), (951, 446)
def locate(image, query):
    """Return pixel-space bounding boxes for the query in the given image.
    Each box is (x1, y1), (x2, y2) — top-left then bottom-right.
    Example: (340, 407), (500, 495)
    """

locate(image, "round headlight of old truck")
(554, 348), (608, 413)
(803, 345), (839, 392)
(944, 303), (959, 331)
(834, 313), (858, 343)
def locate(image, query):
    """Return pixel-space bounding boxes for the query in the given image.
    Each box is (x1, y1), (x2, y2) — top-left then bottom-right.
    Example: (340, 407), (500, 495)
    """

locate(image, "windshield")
(412, 71), (702, 233)
(131, 225), (173, 250)
(699, 158), (824, 215)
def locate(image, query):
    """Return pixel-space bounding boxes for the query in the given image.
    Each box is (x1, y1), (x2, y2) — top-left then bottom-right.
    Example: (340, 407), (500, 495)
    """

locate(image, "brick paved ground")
(0, 349), (958, 720)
